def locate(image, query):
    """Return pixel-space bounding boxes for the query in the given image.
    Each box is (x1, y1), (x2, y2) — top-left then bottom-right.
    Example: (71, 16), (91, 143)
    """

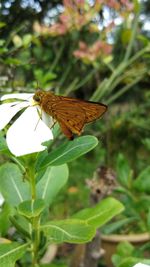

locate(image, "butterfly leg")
(50, 119), (57, 129)
(58, 121), (74, 140)
(34, 108), (43, 131)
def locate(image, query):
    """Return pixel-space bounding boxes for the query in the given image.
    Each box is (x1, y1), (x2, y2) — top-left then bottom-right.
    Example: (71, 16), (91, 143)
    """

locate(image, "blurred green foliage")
(0, 0), (150, 224)
(0, 0), (150, 265)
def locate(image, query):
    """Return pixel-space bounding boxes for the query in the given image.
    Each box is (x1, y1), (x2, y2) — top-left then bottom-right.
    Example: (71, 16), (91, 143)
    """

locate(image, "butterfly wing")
(57, 96), (107, 123)
(80, 101), (107, 123)
(51, 102), (86, 139)
(39, 93), (107, 140)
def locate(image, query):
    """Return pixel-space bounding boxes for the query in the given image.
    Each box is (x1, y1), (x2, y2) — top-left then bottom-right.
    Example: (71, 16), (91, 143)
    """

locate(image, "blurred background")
(0, 0), (150, 266)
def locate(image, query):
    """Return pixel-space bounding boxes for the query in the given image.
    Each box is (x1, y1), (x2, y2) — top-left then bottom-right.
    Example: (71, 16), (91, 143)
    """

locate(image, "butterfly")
(33, 90), (107, 140)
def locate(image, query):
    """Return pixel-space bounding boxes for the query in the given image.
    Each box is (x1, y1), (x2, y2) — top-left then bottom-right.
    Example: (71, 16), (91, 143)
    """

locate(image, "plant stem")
(106, 71), (146, 104)
(123, 11), (140, 62)
(49, 43), (65, 73)
(90, 44), (149, 102)
(90, 62), (127, 101)
(28, 166), (40, 266)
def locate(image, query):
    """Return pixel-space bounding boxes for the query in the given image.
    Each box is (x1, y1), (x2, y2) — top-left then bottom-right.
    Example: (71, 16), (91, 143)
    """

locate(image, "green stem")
(91, 62), (127, 101)
(30, 168), (36, 200)
(107, 72), (146, 104)
(73, 68), (97, 91)
(128, 45), (150, 65)
(90, 44), (149, 102)
(49, 43), (65, 73)
(57, 63), (72, 94)
(124, 11), (140, 62)
(65, 77), (79, 95)
(28, 167), (40, 266)
(32, 216), (40, 266)
(90, 78), (108, 101)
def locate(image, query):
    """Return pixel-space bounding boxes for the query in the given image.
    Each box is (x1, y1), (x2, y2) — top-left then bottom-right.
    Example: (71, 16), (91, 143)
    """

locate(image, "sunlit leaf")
(40, 219), (95, 244)
(18, 199), (45, 218)
(0, 242), (29, 267)
(0, 163), (30, 206)
(37, 164), (69, 206)
(37, 135), (98, 170)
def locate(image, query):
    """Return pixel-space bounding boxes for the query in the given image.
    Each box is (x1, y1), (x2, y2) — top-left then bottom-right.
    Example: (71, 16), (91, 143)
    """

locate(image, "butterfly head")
(33, 90), (46, 105)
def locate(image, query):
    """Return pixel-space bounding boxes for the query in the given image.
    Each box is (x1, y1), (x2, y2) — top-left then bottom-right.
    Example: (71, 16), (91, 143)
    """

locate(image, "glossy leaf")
(37, 164), (69, 206)
(0, 163), (30, 206)
(73, 197), (124, 228)
(18, 199), (45, 218)
(40, 219), (95, 244)
(36, 135), (98, 170)
(0, 242), (29, 267)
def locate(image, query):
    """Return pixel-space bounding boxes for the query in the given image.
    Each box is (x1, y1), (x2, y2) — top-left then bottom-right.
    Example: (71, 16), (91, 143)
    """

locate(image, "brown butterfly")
(33, 90), (107, 140)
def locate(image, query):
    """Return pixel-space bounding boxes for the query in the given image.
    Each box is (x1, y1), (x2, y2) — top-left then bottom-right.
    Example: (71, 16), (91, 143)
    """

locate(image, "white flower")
(0, 93), (53, 156)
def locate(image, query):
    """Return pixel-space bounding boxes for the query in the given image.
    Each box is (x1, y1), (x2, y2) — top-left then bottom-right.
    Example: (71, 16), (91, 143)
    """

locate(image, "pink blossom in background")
(120, 0), (134, 11)
(73, 40), (112, 63)
(33, 0), (134, 37)
(105, 0), (120, 10)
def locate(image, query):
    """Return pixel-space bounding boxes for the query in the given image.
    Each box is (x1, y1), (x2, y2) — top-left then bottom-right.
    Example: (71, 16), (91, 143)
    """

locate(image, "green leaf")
(0, 163), (30, 206)
(115, 241), (134, 257)
(102, 218), (137, 235)
(133, 166), (150, 193)
(9, 216), (30, 239)
(40, 219), (95, 244)
(114, 257), (150, 267)
(73, 197), (124, 228)
(37, 135), (98, 170)
(37, 164), (69, 206)
(116, 154), (132, 188)
(18, 199), (45, 218)
(0, 203), (12, 236)
(112, 241), (150, 267)
(0, 242), (29, 267)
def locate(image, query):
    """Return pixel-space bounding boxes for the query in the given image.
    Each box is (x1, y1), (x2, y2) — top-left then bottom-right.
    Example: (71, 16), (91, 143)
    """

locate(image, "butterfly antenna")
(35, 80), (41, 91)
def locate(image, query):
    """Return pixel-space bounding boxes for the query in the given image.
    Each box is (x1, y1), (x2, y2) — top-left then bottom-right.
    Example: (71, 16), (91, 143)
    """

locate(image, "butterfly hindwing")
(51, 101), (86, 137)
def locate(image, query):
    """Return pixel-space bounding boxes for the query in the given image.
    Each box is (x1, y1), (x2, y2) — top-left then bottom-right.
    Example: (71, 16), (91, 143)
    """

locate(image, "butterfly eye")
(34, 95), (41, 102)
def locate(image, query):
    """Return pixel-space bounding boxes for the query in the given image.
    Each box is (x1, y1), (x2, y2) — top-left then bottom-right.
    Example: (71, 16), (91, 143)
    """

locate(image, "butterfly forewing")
(52, 102), (86, 135)
(53, 97), (107, 123)
(33, 90), (107, 140)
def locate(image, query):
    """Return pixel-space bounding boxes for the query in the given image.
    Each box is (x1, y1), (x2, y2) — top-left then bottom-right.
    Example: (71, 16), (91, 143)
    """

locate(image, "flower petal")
(40, 107), (54, 128)
(6, 106), (53, 156)
(0, 102), (29, 130)
(1, 93), (33, 101)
